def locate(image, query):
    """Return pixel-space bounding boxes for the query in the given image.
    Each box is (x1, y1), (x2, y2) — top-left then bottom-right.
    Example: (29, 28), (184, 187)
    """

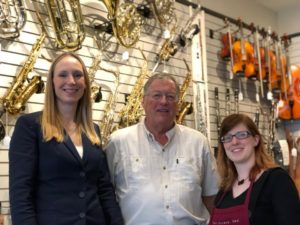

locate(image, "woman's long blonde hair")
(217, 114), (277, 192)
(41, 52), (100, 146)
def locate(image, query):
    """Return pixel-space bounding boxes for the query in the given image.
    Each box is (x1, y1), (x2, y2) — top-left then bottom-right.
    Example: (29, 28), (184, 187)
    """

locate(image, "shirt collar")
(142, 118), (177, 146)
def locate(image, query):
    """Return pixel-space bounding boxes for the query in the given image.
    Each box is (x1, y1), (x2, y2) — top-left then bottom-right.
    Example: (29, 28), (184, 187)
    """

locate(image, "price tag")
(278, 139), (290, 166)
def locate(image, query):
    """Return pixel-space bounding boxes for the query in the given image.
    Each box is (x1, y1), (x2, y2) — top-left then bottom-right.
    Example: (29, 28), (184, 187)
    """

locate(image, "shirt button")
(165, 185), (168, 188)
(79, 212), (85, 218)
(166, 205), (169, 209)
(162, 149), (165, 152)
(79, 192), (85, 198)
(79, 172), (85, 177)
(163, 166), (166, 170)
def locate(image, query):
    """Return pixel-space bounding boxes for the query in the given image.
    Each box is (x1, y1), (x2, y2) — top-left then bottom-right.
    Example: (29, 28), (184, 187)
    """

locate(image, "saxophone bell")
(92, 86), (102, 103)
(176, 102), (193, 124)
(6, 75), (45, 115)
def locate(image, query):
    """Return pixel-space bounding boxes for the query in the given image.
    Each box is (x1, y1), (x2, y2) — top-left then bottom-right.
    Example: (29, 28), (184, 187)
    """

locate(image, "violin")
(269, 49), (281, 93)
(278, 35), (300, 120)
(220, 32), (234, 60)
(232, 20), (256, 79)
(244, 41), (256, 79)
(289, 65), (300, 119)
(255, 29), (268, 82)
(280, 35), (290, 95)
(262, 28), (280, 95)
(269, 32), (283, 94)
(278, 64), (300, 120)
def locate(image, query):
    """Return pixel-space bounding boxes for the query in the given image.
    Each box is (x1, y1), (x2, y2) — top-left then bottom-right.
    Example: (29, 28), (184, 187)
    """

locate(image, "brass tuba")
(176, 59), (193, 124)
(0, 0), (26, 38)
(0, 33), (46, 115)
(102, 0), (142, 48)
(34, 0), (85, 51)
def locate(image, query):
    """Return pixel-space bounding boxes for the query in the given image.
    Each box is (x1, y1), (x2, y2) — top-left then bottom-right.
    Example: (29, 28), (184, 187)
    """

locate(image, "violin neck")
(239, 25), (246, 61)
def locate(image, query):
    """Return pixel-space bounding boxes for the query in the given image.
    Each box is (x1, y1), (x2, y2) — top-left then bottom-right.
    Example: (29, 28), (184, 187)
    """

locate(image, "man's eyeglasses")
(146, 92), (178, 102)
(220, 131), (252, 143)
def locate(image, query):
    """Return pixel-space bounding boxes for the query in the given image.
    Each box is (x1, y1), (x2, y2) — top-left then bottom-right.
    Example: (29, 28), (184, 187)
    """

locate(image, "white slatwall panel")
(0, 0), (195, 210)
(204, 13), (272, 149)
(1, 0), (297, 214)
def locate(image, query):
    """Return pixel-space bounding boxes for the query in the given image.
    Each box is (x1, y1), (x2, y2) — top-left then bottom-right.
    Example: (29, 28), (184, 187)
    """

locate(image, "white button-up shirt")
(105, 121), (219, 225)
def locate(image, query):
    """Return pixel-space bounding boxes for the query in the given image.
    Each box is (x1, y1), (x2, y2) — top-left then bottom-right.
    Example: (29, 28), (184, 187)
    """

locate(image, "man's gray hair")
(143, 72), (180, 95)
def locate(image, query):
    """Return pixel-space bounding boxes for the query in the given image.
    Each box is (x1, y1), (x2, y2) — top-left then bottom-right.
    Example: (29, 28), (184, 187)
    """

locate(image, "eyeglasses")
(220, 131), (252, 143)
(146, 92), (178, 102)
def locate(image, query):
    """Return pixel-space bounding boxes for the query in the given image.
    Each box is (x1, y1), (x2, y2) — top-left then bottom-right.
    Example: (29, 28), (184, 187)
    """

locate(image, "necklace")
(237, 177), (248, 185)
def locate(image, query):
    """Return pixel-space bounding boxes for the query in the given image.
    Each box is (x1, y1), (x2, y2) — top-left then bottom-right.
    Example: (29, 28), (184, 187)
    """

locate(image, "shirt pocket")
(174, 156), (201, 189)
(127, 155), (148, 186)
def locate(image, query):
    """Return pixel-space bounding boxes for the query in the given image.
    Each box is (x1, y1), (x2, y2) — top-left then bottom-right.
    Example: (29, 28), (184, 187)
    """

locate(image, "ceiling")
(254, 0), (299, 12)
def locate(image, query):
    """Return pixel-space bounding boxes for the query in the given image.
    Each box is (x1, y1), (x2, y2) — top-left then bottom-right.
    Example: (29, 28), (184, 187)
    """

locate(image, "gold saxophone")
(34, 0), (85, 51)
(176, 59), (193, 124)
(0, 0), (26, 39)
(0, 32), (46, 115)
(102, 0), (142, 48)
(99, 69), (120, 146)
(152, 21), (178, 72)
(158, 21), (178, 61)
(115, 49), (149, 129)
(88, 55), (103, 102)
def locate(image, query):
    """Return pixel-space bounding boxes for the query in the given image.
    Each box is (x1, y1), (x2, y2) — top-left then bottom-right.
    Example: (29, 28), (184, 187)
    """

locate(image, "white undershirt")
(75, 145), (83, 158)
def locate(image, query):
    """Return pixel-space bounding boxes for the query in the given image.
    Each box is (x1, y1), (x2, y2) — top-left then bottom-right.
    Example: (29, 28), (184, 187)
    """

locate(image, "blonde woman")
(9, 52), (123, 225)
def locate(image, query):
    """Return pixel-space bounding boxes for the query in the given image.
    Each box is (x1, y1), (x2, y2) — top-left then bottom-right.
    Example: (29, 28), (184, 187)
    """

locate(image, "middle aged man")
(105, 72), (219, 225)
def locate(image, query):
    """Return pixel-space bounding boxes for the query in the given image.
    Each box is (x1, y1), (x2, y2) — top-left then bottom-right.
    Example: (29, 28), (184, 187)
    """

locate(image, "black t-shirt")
(215, 168), (300, 225)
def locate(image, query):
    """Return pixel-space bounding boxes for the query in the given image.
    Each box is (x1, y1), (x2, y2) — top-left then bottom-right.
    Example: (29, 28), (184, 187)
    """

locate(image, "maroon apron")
(209, 182), (253, 225)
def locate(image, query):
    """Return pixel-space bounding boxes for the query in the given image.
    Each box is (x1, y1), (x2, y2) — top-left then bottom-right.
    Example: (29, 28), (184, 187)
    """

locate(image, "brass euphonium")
(0, 0), (26, 38)
(176, 59), (193, 124)
(34, 0), (85, 51)
(102, 0), (142, 48)
(0, 32), (46, 115)
(47, 0), (85, 51)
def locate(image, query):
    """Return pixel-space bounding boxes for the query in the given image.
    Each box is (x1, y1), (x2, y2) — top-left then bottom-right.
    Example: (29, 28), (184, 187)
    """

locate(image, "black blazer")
(9, 111), (123, 225)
